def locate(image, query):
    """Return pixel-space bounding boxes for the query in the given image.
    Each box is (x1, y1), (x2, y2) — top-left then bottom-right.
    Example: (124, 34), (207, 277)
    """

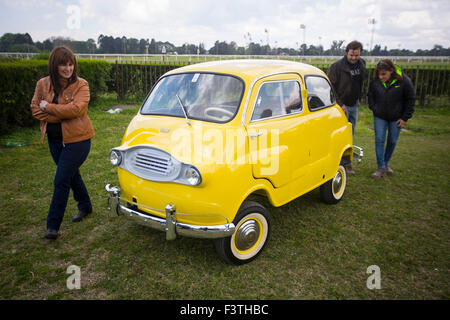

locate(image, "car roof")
(164, 59), (325, 81)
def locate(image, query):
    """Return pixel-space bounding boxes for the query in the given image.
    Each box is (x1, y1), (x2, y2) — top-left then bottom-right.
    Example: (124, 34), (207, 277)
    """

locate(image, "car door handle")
(249, 132), (264, 139)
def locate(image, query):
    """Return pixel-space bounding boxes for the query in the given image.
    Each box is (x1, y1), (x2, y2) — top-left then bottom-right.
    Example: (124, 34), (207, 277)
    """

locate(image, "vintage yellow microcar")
(106, 59), (363, 265)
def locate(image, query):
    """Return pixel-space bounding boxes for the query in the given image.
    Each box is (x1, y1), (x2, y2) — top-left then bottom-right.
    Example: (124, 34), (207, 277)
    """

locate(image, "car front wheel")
(320, 164), (347, 204)
(214, 201), (271, 265)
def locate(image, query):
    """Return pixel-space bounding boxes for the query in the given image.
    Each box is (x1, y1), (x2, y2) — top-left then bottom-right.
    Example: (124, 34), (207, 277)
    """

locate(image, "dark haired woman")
(30, 46), (95, 239)
(368, 59), (415, 179)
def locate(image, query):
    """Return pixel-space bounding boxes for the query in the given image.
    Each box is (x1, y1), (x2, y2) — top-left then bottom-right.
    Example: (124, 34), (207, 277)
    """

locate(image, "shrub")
(77, 59), (112, 100)
(113, 61), (186, 100)
(33, 52), (50, 60)
(0, 59), (112, 135)
(0, 60), (48, 134)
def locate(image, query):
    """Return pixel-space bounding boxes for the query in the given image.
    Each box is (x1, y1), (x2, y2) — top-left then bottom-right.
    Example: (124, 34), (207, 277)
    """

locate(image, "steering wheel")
(204, 107), (234, 121)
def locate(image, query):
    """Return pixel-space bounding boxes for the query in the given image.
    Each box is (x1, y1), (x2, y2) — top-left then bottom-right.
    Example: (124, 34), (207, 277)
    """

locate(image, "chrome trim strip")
(249, 111), (303, 123)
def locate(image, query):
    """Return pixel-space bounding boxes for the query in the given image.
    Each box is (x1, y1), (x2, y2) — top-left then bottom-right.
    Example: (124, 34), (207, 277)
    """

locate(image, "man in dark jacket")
(327, 40), (366, 175)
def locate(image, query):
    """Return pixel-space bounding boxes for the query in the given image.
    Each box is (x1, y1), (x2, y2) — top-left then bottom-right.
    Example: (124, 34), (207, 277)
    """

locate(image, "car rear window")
(251, 80), (302, 121)
(305, 76), (335, 110)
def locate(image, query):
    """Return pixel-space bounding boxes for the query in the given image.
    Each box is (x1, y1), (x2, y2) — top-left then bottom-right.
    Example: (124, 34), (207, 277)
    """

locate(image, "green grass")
(0, 97), (449, 299)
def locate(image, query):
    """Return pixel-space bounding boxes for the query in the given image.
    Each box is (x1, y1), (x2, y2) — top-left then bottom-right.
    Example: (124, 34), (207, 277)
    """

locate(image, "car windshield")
(141, 73), (244, 123)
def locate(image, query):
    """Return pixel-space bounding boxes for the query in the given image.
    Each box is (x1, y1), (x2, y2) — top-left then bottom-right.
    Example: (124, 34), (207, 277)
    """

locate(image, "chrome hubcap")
(235, 219), (260, 251)
(332, 171), (343, 195)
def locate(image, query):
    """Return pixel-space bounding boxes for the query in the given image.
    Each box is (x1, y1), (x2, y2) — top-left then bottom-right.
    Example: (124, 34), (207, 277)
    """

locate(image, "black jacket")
(327, 55), (366, 106)
(368, 73), (415, 122)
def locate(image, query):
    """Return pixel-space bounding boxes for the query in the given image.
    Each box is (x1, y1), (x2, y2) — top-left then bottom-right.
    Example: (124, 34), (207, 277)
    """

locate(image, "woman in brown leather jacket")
(30, 46), (95, 239)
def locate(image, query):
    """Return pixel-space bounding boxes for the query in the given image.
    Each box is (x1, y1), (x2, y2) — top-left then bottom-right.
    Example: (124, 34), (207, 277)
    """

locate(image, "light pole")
(318, 36), (322, 55)
(368, 18), (377, 55)
(300, 24), (306, 55)
(122, 37), (126, 54)
(244, 32), (252, 55)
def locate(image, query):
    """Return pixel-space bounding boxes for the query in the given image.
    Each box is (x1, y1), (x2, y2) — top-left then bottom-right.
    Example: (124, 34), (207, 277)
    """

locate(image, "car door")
(245, 74), (310, 188)
(304, 75), (340, 180)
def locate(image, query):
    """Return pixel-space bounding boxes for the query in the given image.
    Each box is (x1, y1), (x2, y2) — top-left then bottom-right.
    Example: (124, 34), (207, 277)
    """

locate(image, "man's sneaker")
(386, 166), (394, 176)
(344, 164), (356, 175)
(72, 208), (92, 222)
(371, 168), (386, 179)
(44, 229), (58, 240)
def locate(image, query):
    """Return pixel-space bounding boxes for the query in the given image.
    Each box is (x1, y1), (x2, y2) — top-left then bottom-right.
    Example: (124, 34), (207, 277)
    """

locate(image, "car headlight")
(110, 150), (122, 166)
(184, 166), (202, 186)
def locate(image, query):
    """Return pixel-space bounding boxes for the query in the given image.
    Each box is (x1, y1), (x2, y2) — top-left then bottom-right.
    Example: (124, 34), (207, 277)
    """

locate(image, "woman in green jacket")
(368, 59), (415, 179)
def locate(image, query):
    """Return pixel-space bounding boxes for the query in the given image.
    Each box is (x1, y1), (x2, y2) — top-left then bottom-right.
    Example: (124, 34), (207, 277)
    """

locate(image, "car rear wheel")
(320, 164), (347, 204)
(214, 201), (271, 265)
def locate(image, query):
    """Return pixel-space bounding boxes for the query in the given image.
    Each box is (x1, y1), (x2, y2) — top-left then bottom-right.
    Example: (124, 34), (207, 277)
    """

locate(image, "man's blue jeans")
(47, 139), (92, 231)
(346, 104), (358, 136)
(342, 104), (358, 166)
(373, 116), (401, 169)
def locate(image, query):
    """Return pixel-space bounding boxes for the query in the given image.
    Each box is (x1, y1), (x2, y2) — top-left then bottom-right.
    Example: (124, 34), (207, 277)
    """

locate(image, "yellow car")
(106, 59), (363, 265)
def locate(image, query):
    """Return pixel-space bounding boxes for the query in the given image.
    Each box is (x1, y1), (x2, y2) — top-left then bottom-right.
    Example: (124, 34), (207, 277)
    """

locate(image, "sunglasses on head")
(377, 60), (390, 67)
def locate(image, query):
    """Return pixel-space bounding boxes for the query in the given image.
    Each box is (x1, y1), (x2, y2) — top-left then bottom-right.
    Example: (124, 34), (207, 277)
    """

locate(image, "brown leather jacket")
(30, 76), (95, 144)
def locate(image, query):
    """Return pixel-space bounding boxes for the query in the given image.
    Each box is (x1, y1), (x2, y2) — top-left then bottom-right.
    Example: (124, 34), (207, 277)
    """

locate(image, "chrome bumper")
(353, 145), (364, 163)
(105, 184), (235, 240)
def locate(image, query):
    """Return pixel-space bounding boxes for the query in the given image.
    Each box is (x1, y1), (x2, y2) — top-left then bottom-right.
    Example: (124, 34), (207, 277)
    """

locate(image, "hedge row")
(0, 59), (112, 135)
(112, 61), (185, 100)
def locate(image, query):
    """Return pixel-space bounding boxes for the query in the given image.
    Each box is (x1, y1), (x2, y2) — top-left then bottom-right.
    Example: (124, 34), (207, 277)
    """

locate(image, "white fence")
(1, 52), (449, 64)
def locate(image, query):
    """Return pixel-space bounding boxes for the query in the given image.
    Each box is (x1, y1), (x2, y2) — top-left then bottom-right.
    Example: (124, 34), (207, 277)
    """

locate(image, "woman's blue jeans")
(47, 139), (92, 231)
(373, 116), (401, 169)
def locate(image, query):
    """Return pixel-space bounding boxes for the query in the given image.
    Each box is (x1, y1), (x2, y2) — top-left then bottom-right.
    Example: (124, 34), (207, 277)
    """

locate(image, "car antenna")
(176, 94), (191, 126)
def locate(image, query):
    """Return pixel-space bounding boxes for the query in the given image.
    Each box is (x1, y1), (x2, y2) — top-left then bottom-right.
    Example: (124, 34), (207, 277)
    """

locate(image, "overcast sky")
(1, 0), (449, 52)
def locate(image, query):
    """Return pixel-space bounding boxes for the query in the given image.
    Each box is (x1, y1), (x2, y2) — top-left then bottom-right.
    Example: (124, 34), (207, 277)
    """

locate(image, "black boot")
(44, 229), (58, 240)
(72, 208), (92, 222)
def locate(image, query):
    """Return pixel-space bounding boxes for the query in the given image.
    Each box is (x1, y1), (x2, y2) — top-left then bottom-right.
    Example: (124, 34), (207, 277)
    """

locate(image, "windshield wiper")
(176, 94), (191, 126)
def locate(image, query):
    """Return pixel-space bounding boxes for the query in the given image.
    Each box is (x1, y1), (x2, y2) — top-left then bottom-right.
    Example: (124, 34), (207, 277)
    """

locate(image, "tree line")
(1, 33), (449, 56)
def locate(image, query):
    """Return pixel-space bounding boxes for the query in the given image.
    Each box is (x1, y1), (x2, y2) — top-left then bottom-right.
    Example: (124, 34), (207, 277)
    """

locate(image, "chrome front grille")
(124, 146), (181, 182)
(134, 152), (170, 175)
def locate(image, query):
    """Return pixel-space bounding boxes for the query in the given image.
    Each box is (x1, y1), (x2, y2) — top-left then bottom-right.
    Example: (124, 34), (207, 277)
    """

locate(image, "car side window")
(305, 76), (335, 110)
(251, 81), (302, 121)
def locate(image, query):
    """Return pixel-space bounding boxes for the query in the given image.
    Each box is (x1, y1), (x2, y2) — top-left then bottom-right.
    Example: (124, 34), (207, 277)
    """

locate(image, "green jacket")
(368, 66), (415, 122)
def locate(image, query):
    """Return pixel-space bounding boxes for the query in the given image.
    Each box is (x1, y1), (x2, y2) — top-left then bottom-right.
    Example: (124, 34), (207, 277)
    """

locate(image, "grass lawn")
(0, 96), (448, 299)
